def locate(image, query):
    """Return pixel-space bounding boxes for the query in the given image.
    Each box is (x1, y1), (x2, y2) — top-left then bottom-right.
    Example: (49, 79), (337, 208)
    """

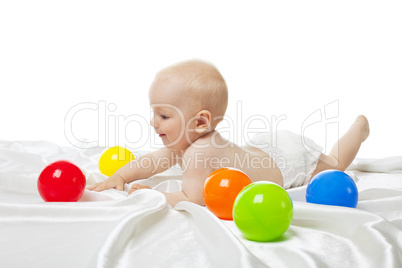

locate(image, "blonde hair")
(155, 59), (228, 128)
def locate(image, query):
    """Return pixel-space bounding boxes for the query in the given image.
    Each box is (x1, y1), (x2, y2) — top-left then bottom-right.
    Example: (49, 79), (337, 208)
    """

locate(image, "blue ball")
(306, 170), (358, 208)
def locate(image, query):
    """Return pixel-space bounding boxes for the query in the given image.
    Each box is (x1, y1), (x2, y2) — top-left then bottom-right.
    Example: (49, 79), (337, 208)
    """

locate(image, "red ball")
(37, 160), (86, 202)
(203, 168), (252, 220)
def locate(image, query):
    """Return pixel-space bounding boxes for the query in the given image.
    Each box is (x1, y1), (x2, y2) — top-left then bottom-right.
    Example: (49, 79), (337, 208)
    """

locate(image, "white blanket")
(0, 140), (401, 267)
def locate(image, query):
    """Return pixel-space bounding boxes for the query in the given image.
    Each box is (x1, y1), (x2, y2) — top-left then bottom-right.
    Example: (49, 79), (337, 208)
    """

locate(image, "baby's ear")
(195, 110), (212, 134)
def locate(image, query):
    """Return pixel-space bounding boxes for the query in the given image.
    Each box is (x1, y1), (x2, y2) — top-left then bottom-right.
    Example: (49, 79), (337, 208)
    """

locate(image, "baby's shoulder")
(185, 136), (227, 160)
(184, 139), (218, 158)
(181, 138), (227, 177)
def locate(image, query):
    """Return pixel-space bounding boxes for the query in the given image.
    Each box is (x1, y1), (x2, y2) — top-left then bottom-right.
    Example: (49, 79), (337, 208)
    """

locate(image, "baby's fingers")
(87, 180), (125, 192)
(88, 181), (112, 192)
(86, 182), (102, 191)
(128, 184), (141, 195)
(128, 184), (151, 195)
(115, 183), (124, 192)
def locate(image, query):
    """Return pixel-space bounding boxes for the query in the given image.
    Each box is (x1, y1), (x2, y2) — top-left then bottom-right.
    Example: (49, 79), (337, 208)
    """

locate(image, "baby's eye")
(161, 114), (169, 120)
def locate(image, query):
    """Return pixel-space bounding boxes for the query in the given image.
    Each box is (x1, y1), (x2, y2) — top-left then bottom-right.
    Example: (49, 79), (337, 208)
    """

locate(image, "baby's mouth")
(159, 134), (166, 138)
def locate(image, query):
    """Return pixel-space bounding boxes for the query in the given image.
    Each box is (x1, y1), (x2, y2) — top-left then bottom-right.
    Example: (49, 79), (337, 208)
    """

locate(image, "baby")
(88, 60), (370, 207)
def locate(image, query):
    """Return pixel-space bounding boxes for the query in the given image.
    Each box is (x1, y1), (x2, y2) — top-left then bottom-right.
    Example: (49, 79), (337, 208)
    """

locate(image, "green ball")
(233, 181), (293, 242)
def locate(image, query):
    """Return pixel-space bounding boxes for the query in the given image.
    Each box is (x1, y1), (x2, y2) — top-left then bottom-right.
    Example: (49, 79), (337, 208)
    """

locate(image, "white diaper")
(250, 130), (323, 189)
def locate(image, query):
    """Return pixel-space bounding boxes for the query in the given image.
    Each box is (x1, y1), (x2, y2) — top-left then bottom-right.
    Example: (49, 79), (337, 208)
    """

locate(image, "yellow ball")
(98, 146), (135, 177)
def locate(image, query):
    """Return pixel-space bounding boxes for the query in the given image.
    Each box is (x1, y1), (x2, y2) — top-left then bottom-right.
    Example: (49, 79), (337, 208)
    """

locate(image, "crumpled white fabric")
(0, 140), (402, 268)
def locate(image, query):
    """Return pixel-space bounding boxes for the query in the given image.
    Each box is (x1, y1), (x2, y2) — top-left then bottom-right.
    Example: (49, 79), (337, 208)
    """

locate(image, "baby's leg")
(311, 115), (370, 177)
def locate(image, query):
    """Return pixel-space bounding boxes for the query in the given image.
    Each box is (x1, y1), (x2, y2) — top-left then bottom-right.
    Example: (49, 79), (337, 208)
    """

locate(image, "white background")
(1, 0), (401, 158)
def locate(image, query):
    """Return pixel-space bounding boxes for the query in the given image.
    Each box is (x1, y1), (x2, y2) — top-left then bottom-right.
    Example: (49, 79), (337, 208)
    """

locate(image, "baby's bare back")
(178, 131), (283, 205)
(185, 131), (283, 187)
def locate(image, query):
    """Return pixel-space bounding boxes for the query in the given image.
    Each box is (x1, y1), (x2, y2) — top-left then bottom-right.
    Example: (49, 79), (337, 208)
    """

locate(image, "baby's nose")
(150, 116), (156, 128)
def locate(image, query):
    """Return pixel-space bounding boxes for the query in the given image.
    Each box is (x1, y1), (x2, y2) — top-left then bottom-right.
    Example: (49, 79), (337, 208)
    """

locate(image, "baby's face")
(149, 77), (200, 151)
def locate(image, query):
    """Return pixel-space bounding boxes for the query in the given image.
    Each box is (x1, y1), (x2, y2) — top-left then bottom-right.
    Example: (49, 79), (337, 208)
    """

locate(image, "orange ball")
(203, 168), (252, 220)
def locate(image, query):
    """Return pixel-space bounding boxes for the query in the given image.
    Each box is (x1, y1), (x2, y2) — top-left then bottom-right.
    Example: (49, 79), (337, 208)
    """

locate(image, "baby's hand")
(128, 184), (152, 195)
(87, 173), (126, 192)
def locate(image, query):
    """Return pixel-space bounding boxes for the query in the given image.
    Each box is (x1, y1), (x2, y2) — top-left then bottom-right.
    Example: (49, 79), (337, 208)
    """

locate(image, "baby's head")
(149, 59), (228, 150)
(153, 59), (228, 126)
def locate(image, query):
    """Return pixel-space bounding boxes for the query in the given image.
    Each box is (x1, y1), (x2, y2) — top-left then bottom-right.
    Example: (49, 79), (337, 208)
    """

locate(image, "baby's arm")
(88, 148), (177, 192)
(127, 146), (211, 207)
(163, 146), (214, 207)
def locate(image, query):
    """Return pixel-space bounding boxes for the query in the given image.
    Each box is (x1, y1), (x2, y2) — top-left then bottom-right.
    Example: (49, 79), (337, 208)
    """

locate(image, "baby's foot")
(354, 115), (370, 142)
